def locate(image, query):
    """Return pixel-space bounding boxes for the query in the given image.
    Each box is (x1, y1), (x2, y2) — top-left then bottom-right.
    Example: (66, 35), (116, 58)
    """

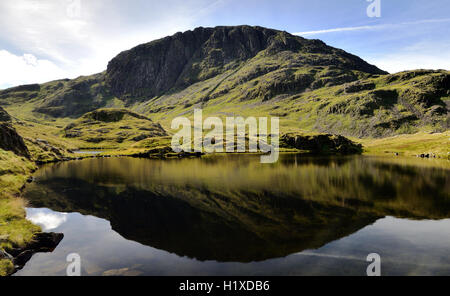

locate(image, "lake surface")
(15, 154), (450, 276)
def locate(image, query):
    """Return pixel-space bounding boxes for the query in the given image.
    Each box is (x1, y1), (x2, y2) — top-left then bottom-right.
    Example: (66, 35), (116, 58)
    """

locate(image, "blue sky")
(0, 0), (449, 89)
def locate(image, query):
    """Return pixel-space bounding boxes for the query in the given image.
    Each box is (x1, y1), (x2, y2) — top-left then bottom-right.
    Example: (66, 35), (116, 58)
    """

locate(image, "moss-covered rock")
(280, 133), (363, 154)
(63, 108), (167, 146)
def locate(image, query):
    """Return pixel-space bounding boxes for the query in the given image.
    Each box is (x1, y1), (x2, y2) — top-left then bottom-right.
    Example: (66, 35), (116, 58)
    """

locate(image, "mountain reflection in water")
(17, 154), (450, 275)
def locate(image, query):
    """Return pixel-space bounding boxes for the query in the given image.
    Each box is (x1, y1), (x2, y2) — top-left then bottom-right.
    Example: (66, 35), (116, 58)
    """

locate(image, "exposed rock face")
(0, 124), (30, 158)
(0, 107), (30, 158)
(0, 106), (11, 122)
(106, 25), (386, 98)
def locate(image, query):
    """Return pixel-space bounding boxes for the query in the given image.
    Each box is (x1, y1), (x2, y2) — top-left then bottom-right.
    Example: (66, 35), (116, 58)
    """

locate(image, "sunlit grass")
(0, 149), (41, 276)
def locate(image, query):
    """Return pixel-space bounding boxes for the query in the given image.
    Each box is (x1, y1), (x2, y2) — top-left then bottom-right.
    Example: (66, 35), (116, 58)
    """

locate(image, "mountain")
(106, 26), (386, 99)
(0, 25), (448, 142)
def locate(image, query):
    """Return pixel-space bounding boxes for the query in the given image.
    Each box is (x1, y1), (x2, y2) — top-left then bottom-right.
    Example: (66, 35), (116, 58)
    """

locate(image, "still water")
(15, 154), (450, 276)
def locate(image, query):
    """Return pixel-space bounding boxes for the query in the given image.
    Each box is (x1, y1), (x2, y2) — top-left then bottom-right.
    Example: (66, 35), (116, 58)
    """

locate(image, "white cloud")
(294, 18), (450, 36)
(27, 210), (68, 231)
(293, 18), (450, 73)
(0, 50), (69, 89)
(0, 0), (224, 89)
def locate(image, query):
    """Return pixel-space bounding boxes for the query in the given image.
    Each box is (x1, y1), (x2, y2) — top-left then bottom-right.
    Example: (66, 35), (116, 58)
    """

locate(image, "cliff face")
(0, 106), (11, 122)
(105, 25), (386, 99)
(0, 107), (30, 158)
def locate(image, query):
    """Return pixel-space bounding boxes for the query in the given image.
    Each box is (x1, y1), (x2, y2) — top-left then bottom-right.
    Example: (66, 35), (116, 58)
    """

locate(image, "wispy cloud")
(0, 0), (223, 89)
(0, 50), (69, 89)
(294, 18), (450, 36)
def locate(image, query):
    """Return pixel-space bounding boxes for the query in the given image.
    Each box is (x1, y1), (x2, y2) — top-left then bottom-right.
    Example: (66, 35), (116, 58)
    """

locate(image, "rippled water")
(14, 154), (450, 276)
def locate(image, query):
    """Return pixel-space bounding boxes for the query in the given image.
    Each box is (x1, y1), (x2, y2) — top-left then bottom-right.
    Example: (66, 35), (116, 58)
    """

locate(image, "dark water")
(15, 154), (450, 276)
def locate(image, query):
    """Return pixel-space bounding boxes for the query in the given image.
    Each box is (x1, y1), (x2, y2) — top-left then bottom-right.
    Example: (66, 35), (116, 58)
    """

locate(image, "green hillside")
(0, 26), (447, 150)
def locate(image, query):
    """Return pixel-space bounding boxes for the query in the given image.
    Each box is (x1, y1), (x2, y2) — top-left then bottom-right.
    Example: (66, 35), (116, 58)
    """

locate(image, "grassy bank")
(0, 149), (41, 276)
(359, 131), (449, 158)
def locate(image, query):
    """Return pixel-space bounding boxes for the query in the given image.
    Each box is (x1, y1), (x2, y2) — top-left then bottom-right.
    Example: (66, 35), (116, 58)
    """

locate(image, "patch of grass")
(0, 149), (42, 276)
(0, 259), (14, 276)
(0, 197), (41, 250)
(360, 131), (450, 158)
(62, 108), (167, 149)
(0, 150), (36, 193)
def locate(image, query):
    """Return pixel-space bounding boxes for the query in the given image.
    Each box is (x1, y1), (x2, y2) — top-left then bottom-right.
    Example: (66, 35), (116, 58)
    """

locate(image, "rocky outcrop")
(80, 108), (153, 123)
(0, 106), (11, 122)
(280, 133), (363, 154)
(344, 81), (376, 94)
(2, 232), (63, 274)
(0, 124), (30, 158)
(0, 107), (30, 158)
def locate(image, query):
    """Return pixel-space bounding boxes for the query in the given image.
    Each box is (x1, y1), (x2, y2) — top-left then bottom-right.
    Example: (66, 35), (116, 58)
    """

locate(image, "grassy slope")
(0, 149), (41, 276)
(127, 53), (448, 137)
